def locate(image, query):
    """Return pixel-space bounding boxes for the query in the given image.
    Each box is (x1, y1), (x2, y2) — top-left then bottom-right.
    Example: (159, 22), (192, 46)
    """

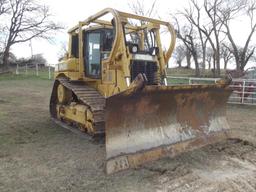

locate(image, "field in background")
(0, 74), (256, 192)
(166, 67), (227, 77)
(166, 68), (228, 84)
(2, 66), (231, 83)
(3, 66), (256, 106)
(4, 66), (224, 82)
(4, 66), (55, 80)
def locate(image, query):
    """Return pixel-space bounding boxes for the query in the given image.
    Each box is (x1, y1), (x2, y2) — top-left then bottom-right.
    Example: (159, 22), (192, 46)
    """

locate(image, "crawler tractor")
(50, 8), (233, 174)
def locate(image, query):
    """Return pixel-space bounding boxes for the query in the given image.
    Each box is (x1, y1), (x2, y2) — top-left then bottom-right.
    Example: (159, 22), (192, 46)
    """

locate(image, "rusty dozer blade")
(105, 77), (233, 174)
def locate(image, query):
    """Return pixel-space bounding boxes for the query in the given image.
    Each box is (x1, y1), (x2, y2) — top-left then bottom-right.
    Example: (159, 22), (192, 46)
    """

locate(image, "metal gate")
(229, 79), (256, 105)
(167, 76), (256, 106)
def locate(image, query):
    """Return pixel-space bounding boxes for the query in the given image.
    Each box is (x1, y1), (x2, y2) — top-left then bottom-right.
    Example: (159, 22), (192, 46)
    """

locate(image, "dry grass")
(0, 75), (256, 192)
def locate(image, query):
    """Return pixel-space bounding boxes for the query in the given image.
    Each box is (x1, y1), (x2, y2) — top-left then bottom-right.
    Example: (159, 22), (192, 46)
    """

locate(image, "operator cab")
(68, 27), (114, 79)
(81, 25), (160, 84)
(84, 28), (114, 78)
(69, 21), (161, 84)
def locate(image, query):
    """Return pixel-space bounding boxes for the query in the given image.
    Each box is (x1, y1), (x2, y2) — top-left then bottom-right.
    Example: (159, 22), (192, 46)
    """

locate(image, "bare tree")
(177, 0), (224, 76)
(128, 0), (158, 49)
(181, 0), (210, 71)
(203, 0), (225, 76)
(13, 53), (46, 67)
(58, 41), (68, 61)
(220, 0), (256, 71)
(206, 47), (214, 70)
(220, 44), (233, 70)
(32, 54), (46, 66)
(185, 47), (192, 68)
(0, 51), (16, 65)
(0, 0), (9, 15)
(174, 19), (201, 76)
(128, 0), (157, 18)
(1, 0), (62, 70)
(177, 0), (256, 76)
(0, 0), (9, 50)
(173, 44), (186, 67)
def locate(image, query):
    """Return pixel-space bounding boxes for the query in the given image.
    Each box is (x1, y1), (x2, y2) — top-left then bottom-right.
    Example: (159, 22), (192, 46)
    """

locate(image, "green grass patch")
(167, 67), (227, 77)
(16, 68), (54, 79)
(0, 72), (52, 81)
(167, 78), (189, 85)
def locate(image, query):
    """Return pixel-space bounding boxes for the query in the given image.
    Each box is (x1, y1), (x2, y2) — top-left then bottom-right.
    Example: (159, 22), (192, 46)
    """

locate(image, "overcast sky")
(11, 0), (255, 69)
(11, 0), (190, 64)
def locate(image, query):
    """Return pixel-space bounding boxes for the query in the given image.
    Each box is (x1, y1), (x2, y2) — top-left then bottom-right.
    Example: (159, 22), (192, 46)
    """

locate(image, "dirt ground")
(0, 77), (256, 192)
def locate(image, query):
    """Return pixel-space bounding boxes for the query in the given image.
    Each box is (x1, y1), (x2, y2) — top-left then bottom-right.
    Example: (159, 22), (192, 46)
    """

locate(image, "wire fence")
(167, 76), (256, 106)
(14, 64), (54, 79)
(9, 67), (256, 105)
(229, 79), (256, 105)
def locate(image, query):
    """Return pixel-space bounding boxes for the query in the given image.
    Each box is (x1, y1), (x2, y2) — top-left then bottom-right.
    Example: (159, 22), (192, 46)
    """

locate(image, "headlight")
(132, 45), (138, 53)
(128, 43), (139, 53)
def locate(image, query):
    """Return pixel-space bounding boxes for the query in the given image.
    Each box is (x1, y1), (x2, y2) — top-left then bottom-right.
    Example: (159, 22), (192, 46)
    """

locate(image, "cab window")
(85, 32), (101, 78)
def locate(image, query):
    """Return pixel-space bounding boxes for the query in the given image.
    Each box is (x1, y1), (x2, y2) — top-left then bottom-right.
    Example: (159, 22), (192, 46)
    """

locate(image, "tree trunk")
(216, 60), (220, 76)
(240, 64), (245, 71)
(208, 60), (211, 70)
(202, 48), (206, 73)
(177, 61), (182, 68)
(213, 56), (216, 77)
(192, 53), (200, 77)
(215, 49), (221, 77)
(194, 60), (200, 77)
(2, 46), (10, 72)
(224, 60), (228, 70)
(186, 51), (191, 68)
(236, 58), (240, 70)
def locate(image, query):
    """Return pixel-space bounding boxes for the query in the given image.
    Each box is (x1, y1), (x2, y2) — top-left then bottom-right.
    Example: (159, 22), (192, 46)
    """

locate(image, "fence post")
(16, 64), (19, 75)
(242, 80), (246, 104)
(48, 66), (51, 80)
(189, 78), (192, 85)
(25, 64), (28, 75)
(36, 64), (39, 76)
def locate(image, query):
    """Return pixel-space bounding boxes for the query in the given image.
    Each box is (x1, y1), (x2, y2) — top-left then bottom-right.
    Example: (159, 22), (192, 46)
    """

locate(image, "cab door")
(84, 32), (101, 78)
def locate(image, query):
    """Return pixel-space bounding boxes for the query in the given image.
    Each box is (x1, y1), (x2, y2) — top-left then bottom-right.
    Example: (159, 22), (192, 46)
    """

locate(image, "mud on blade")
(105, 84), (233, 174)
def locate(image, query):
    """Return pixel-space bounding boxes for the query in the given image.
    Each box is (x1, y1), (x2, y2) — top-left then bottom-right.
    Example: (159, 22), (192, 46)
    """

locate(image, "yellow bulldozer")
(50, 8), (233, 174)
